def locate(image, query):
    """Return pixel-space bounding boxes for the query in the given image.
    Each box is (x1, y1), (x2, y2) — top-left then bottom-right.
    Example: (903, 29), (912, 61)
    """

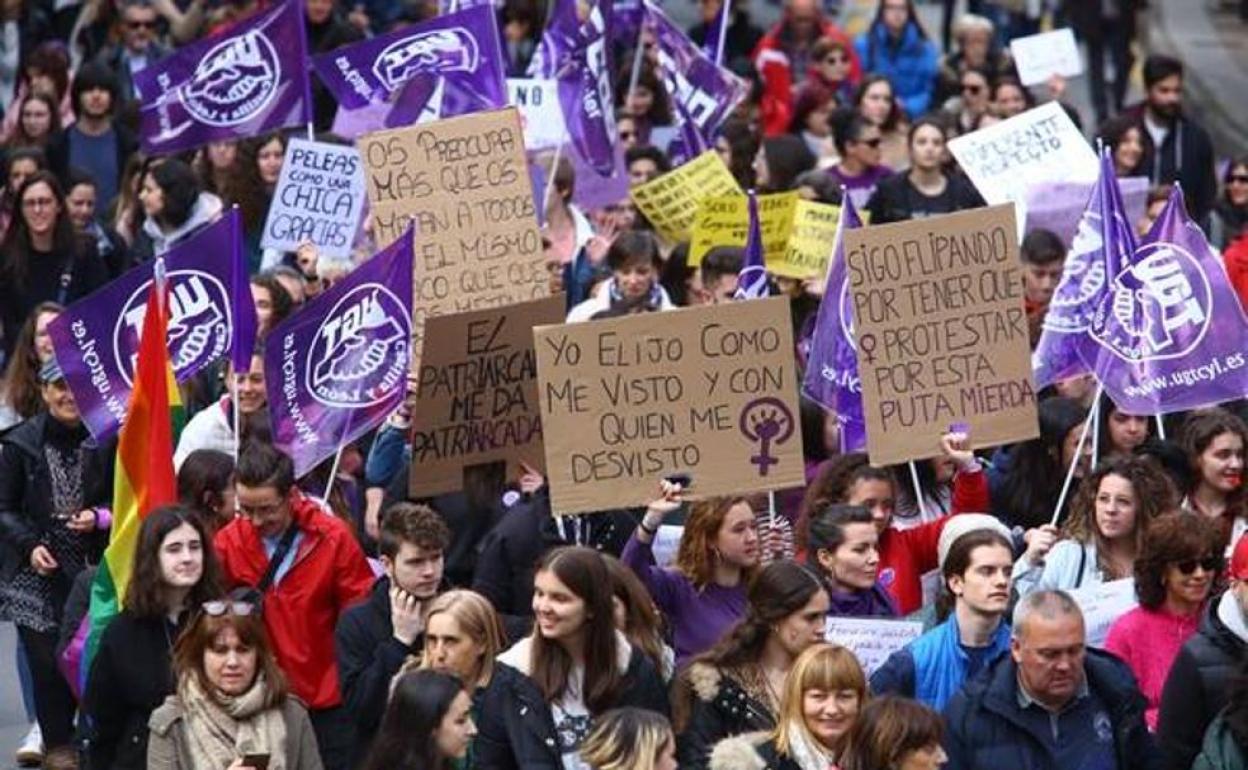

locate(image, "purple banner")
(802, 199), (866, 453)
(527, 0), (579, 79)
(135, 0), (310, 155)
(645, 1), (748, 166)
(312, 6), (504, 111)
(1024, 176), (1150, 247)
(228, 209), (257, 372)
(1081, 186), (1248, 413)
(48, 214), (252, 440)
(1032, 151), (1127, 388)
(266, 226), (415, 477)
(555, 3), (617, 177)
(734, 191), (768, 300)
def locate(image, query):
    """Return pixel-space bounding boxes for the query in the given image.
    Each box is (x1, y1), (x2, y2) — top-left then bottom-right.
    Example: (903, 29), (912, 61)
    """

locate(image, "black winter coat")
(0, 413), (112, 584)
(82, 611), (185, 770)
(678, 662), (778, 770)
(1158, 597), (1248, 770)
(471, 490), (638, 626)
(475, 645), (670, 770)
(864, 170), (984, 225)
(334, 576), (418, 763)
(943, 649), (1158, 770)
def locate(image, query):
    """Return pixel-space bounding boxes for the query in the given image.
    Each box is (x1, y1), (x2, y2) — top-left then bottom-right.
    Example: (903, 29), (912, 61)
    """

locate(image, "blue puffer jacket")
(854, 21), (938, 118)
(942, 649), (1159, 770)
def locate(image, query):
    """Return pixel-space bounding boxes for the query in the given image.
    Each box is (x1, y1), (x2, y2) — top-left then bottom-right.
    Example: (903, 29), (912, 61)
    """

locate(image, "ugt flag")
(1032, 150), (1127, 388)
(266, 226), (415, 477)
(803, 198), (867, 453)
(135, 0), (311, 155)
(48, 211), (255, 441)
(733, 191), (768, 300)
(1079, 185), (1248, 413)
(312, 5), (505, 133)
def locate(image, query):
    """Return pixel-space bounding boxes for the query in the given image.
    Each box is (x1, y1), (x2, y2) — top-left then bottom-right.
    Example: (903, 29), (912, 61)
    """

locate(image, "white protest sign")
(948, 102), (1098, 231)
(507, 78), (565, 150)
(651, 525), (683, 568)
(1010, 29), (1084, 87)
(261, 138), (365, 260)
(825, 617), (924, 675)
(1069, 578), (1137, 648)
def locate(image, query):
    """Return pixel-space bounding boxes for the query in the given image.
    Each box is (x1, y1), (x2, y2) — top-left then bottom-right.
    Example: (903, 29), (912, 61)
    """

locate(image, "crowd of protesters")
(0, 0), (1247, 770)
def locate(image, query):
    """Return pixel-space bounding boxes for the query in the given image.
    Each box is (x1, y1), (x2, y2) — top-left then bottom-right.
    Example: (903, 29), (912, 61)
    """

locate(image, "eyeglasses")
(962, 83), (985, 95)
(238, 500), (284, 518)
(1229, 175), (1248, 185)
(127, 19), (156, 30)
(202, 600), (256, 617)
(1175, 556), (1221, 575)
(22, 197), (56, 210)
(854, 137), (882, 148)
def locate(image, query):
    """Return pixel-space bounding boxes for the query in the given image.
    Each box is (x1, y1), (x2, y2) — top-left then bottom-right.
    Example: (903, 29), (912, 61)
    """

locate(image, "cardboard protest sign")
(1069, 578), (1137, 648)
(630, 150), (741, 242)
(948, 101), (1098, 216)
(261, 139), (365, 259)
(359, 107), (549, 368)
(689, 192), (799, 267)
(844, 204), (1039, 465)
(535, 297), (804, 514)
(409, 295), (564, 496)
(774, 201), (842, 280)
(825, 618), (924, 675)
(507, 78), (565, 150)
(1010, 28), (1083, 86)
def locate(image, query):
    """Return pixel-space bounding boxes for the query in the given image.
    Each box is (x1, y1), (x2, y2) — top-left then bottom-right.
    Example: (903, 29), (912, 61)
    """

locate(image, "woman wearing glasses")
(1105, 513), (1222, 730)
(83, 505), (222, 770)
(147, 601), (323, 770)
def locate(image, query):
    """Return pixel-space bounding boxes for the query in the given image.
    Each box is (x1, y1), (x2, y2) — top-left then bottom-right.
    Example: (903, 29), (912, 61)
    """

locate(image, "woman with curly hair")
(1013, 456), (1177, 596)
(1105, 512), (1222, 729)
(621, 481), (761, 666)
(220, 133), (286, 273)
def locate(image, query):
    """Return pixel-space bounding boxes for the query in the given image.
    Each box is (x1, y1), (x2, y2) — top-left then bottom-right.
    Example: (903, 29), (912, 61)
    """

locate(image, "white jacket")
(173, 399), (234, 470)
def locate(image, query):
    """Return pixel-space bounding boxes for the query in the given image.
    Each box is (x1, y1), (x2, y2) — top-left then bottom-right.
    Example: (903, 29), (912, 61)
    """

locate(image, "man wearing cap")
(1156, 533), (1248, 770)
(870, 514), (1015, 710)
(0, 359), (114, 756)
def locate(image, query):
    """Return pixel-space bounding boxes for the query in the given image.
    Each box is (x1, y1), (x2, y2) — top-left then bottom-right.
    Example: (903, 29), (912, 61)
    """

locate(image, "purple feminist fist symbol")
(739, 397), (795, 477)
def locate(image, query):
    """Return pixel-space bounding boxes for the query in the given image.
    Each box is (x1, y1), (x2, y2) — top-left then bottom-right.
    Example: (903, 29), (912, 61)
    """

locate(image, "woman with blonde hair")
(710, 643), (868, 770)
(147, 602), (322, 770)
(621, 480), (763, 665)
(580, 707), (678, 770)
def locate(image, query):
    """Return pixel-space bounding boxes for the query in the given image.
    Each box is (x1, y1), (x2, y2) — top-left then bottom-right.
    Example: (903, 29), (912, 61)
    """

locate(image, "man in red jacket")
(215, 441), (374, 770)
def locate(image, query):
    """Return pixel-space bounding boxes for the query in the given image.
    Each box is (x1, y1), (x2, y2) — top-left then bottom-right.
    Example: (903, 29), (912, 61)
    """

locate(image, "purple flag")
(527, 0), (579, 79)
(227, 209), (257, 372)
(266, 227), (415, 477)
(734, 191), (769, 300)
(1032, 151), (1128, 388)
(802, 198), (866, 453)
(313, 6), (506, 135)
(135, 0), (310, 155)
(645, 1), (748, 167)
(700, 0), (731, 65)
(1079, 185), (1248, 413)
(48, 216), (254, 440)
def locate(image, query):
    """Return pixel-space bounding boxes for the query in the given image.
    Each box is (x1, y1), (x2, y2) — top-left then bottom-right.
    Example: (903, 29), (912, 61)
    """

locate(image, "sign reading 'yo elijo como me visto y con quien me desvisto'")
(535, 297), (805, 515)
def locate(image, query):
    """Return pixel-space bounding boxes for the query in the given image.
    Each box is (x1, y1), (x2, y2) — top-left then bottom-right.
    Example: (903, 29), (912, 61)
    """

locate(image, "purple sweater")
(621, 533), (748, 668)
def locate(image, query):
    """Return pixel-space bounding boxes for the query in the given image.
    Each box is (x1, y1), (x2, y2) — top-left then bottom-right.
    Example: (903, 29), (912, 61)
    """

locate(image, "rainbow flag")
(71, 269), (184, 694)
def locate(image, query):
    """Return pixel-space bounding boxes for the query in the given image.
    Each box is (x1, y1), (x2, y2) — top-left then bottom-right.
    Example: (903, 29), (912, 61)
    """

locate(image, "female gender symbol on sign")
(739, 397), (795, 476)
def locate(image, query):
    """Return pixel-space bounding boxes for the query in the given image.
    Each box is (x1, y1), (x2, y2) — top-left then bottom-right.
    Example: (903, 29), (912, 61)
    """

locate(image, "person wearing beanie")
(869, 520), (1014, 710)
(1158, 533), (1248, 770)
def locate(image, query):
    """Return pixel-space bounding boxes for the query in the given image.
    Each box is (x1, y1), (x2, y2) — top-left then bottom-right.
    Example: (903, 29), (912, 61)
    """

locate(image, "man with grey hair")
(942, 590), (1159, 770)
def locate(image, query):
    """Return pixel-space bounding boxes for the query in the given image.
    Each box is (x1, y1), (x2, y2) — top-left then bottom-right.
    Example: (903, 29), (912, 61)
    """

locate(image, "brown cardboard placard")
(408, 295), (564, 497)
(843, 204), (1038, 465)
(535, 297), (804, 514)
(358, 107), (549, 371)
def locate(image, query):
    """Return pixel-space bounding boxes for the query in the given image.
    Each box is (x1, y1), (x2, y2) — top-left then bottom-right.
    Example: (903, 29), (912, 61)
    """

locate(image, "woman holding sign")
(622, 482), (760, 667)
(708, 643), (867, 770)
(1180, 409), (1248, 550)
(676, 561), (829, 769)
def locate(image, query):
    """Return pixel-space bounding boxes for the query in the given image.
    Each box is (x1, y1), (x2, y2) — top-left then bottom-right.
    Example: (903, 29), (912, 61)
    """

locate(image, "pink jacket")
(1104, 604), (1203, 730)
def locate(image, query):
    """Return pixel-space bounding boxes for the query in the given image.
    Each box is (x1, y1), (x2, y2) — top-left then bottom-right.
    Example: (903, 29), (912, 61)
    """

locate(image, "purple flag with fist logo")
(135, 0), (310, 155)
(47, 213), (254, 440)
(314, 5), (506, 136)
(734, 191), (768, 300)
(266, 226), (415, 477)
(1079, 185), (1248, 414)
(802, 198), (867, 453)
(1032, 150), (1126, 388)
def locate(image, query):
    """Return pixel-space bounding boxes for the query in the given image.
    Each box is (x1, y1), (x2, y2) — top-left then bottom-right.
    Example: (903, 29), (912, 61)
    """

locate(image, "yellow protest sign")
(773, 201), (842, 279)
(689, 192), (799, 267)
(629, 151), (741, 241)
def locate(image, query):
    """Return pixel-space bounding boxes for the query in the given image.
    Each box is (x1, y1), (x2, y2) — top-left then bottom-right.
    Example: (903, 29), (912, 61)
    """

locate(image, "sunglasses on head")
(202, 600), (256, 617)
(1175, 556), (1220, 575)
